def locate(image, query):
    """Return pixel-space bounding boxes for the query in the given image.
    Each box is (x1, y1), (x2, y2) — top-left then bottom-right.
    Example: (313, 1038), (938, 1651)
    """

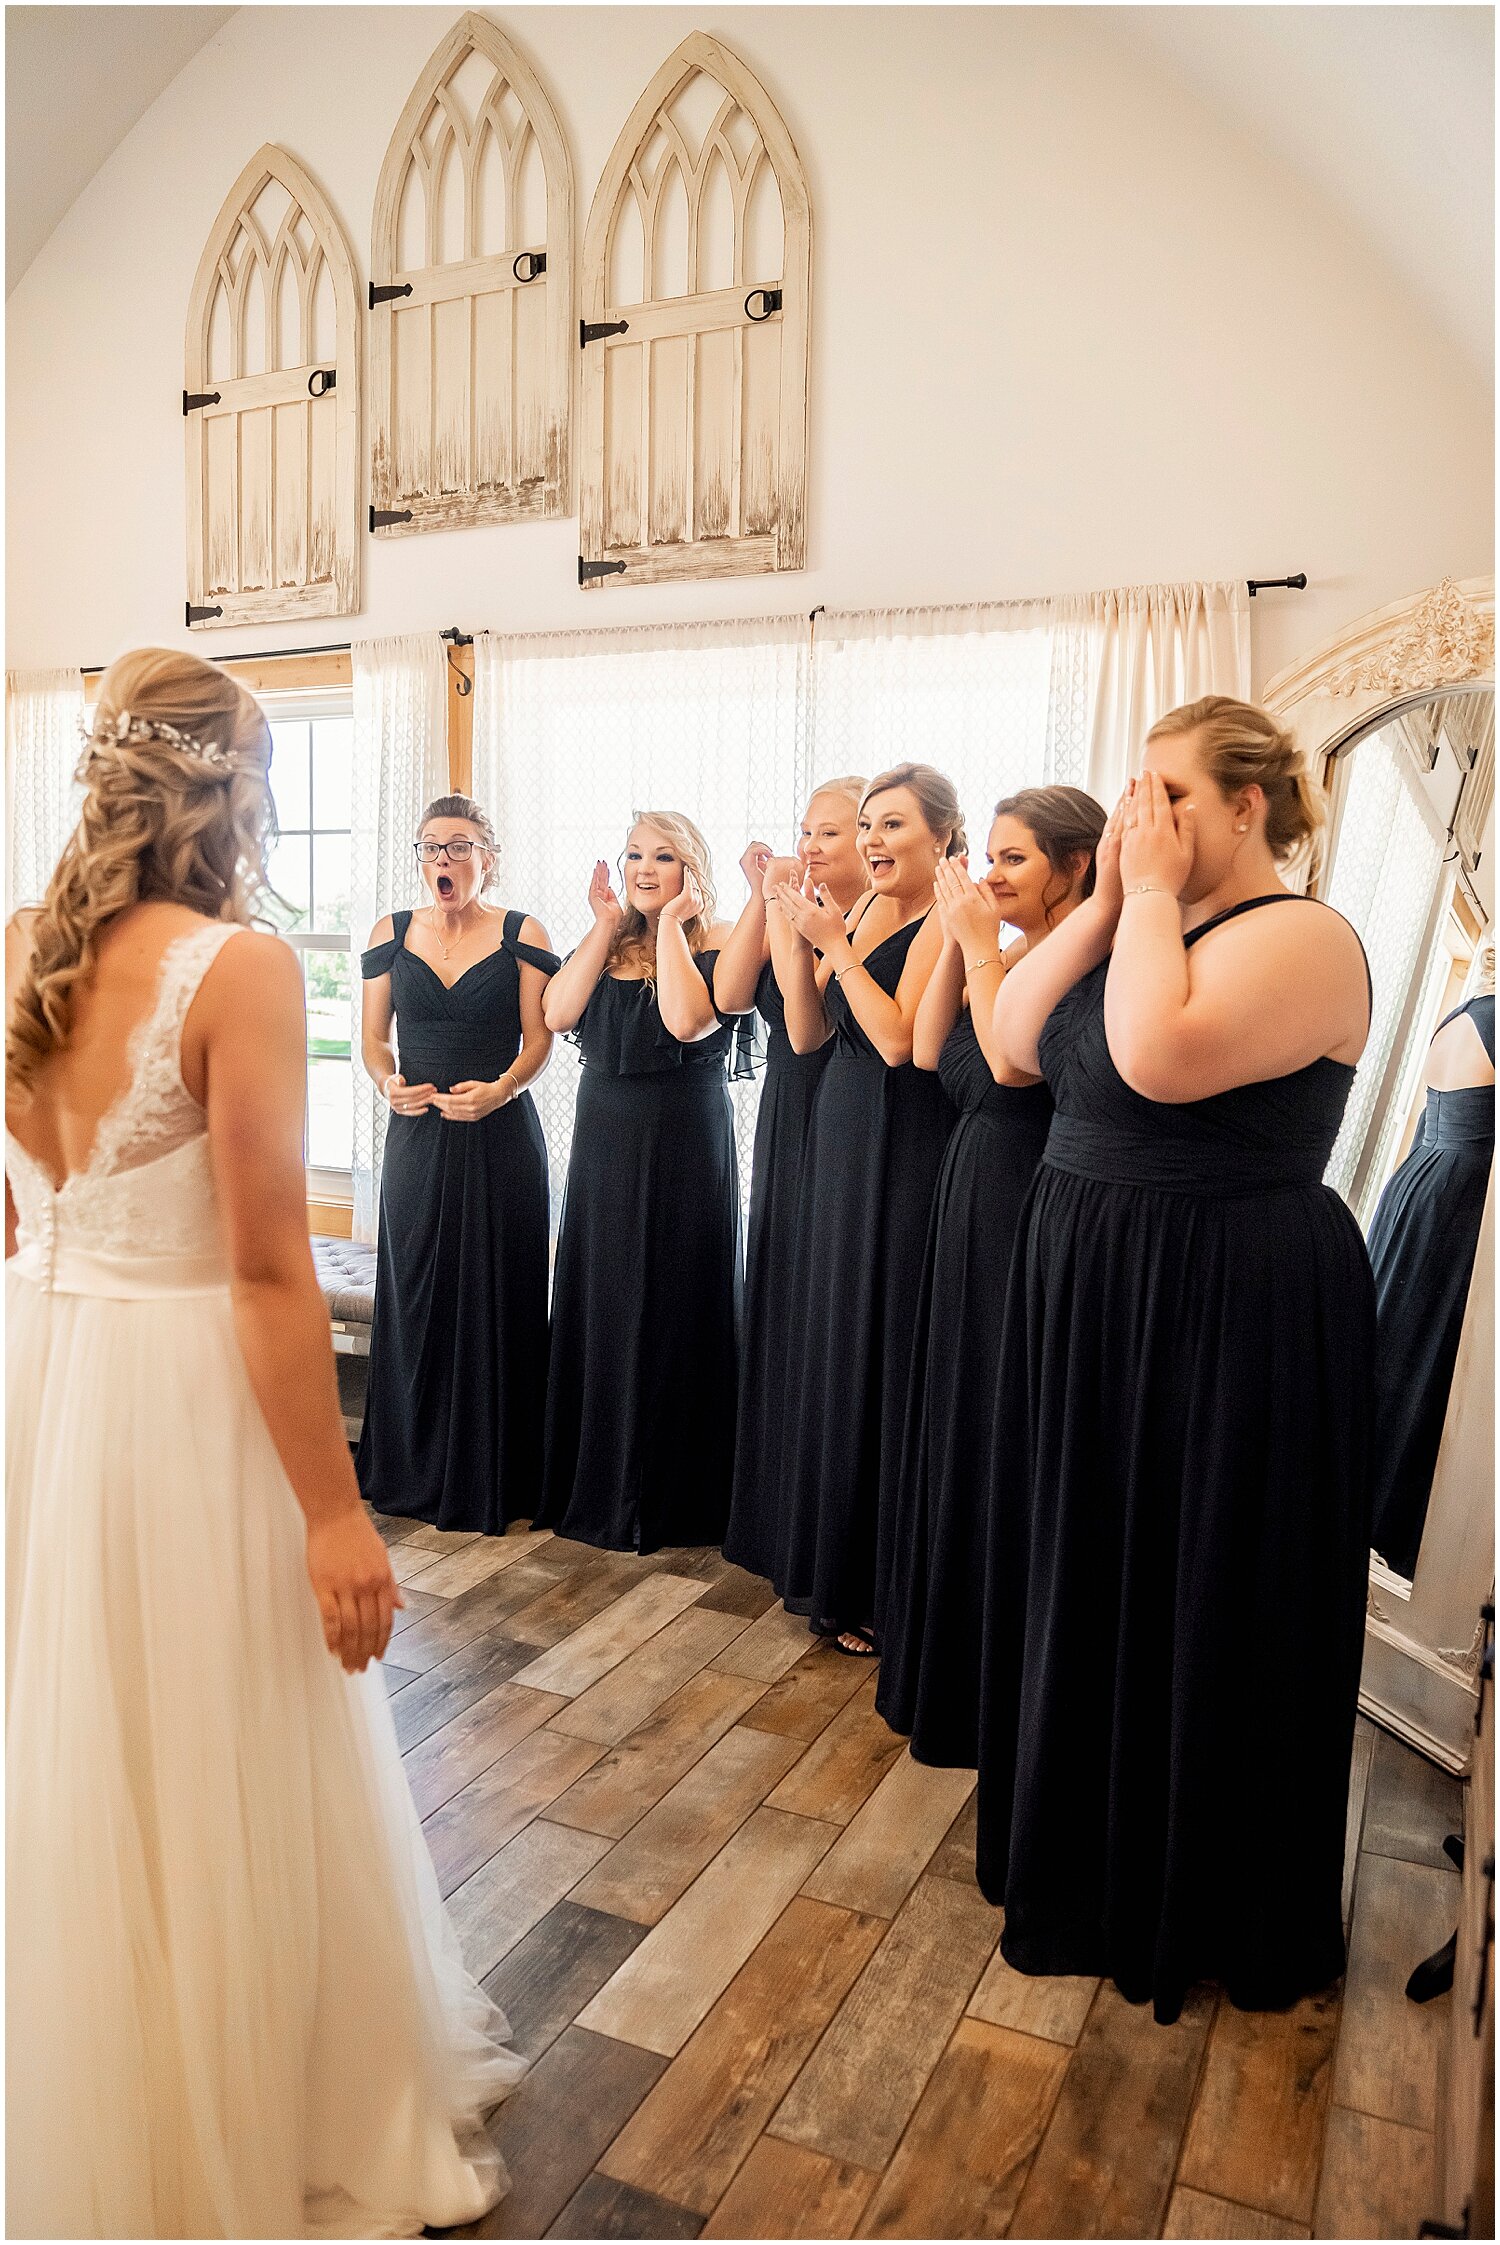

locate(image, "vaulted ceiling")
(6, 2), (1494, 374)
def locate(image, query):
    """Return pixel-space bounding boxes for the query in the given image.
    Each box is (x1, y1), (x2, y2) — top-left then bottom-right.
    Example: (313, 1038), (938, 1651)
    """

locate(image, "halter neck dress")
(722, 957), (838, 1580)
(1367, 993), (1495, 1576)
(538, 956), (741, 1552)
(876, 1005), (1053, 1763)
(358, 907), (558, 1532)
(975, 894), (1375, 2023)
(775, 911), (954, 1634)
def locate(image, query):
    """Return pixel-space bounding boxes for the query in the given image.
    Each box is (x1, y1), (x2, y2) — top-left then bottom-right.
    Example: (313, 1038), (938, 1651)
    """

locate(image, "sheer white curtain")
(472, 618), (810, 1222)
(1057, 580), (1252, 806)
(349, 634), (449, 1242)
(6, 668), (85, 913)
(807, 602), (1092, 853)
(1322, 726), (1450, 1213)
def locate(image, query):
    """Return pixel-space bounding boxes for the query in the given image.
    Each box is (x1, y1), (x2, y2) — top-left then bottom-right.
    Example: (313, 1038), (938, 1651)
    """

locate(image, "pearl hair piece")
(78, 709), (234, 773)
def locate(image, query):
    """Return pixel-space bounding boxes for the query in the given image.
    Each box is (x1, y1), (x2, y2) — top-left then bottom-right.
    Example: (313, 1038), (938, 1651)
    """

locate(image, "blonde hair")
(805, 774), (867, 813)
(860, 763), (966, 859)
(6, 647), (273, 1100)
(611, 809), (717, 972)
(420, 793), (499, 894)
(1147, 695), (1327, 874)
(1474, 939), (1496, 997)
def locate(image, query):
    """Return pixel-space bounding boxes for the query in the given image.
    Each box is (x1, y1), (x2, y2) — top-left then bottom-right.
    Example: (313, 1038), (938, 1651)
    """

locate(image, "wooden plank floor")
(371, 1516), (1464, 2242)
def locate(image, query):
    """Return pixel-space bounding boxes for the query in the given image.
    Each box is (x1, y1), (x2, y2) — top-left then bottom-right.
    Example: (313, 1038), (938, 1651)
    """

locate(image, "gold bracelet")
(967, 956), (1002, 975)
(1126, 882), (1171, 897)
(503, 1070), (520, 1101)
(832, 959), (860, 981)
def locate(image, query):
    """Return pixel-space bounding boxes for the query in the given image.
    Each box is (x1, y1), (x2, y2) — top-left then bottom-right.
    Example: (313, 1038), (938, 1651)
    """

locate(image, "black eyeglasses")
(414, 838), (484, 862)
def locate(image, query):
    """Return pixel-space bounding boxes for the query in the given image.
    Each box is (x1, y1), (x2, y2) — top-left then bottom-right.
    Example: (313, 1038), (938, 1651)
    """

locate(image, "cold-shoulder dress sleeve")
(361, 909), (412, 979)
(501, 908), (561, 978)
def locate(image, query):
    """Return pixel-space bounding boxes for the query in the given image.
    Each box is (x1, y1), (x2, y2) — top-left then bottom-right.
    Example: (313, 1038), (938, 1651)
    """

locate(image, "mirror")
(1318, 686), (1494, 1597)
(1265, 579), (1495, 1772)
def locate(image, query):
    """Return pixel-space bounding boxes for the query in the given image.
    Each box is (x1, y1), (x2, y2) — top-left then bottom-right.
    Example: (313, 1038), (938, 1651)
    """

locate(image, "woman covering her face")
(538, 814), (742, 1552)
(974, 697), (1374, 2026)
(359, 795), (558, 1532)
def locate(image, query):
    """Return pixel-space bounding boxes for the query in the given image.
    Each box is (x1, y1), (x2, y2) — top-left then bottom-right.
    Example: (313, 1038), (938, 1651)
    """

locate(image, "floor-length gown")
(976, 896), (1375, 2024)
(1367, 992), (1495, 1577)
(539, 956), (740, 1552)
(876, 1007), (1052, 1762)
(357, 908), (558, 1532)
(776, 916), (954, 1633)
(722, 960), (834, 1579)
(5, 923), (523, 2240)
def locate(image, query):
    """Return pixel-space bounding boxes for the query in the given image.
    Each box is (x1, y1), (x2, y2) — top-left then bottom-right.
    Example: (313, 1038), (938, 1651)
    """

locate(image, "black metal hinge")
(183, 389), (222, 415)
(370, 281), (414, 309)
(186, 601), (224, 626)
(745, 287), (782, 321)
(579, 558), (627, 585)
(370, 506), (414, 531)
(581, 318), (630, 347)
(514, 252), (546, 283)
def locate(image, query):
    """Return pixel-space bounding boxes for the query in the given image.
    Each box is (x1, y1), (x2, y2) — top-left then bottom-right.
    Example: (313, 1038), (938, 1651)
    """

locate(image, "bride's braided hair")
(6, 647), (274, 1102)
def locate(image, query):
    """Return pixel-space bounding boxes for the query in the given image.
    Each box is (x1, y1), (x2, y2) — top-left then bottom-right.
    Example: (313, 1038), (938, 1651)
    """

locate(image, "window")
(260, 692), (355, 1186)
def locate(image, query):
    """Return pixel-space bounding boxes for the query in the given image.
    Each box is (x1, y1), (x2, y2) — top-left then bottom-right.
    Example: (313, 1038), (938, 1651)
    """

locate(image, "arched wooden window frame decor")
(579, 32), (811, 590)
(184, 144), (361, 629)
(369, 12), (575, 535)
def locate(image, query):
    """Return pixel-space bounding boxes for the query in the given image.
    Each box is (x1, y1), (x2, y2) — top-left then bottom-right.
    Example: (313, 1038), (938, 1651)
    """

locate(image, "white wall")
(7, 4), (1492, 689)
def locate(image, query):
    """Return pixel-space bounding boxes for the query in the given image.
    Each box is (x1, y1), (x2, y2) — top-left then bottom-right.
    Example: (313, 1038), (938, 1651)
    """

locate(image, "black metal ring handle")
(308, 368), (336, 398)
(514, 252), (545, 284)
(745, 288), (777, 323)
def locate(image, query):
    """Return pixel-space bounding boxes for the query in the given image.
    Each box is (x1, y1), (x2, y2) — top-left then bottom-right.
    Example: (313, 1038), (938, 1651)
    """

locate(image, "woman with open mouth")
(769, 765), (961, 1656)
(358, 795), (558, 1532)
(714, 777), (869, 1585)
(539, 813), (742, 1552)
(877, 785), (1105, 1765)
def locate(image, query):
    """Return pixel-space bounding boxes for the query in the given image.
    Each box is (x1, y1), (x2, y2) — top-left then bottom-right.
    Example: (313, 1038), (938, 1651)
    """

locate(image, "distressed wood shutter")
(184, 145), (360, 628)
(579, 33), (810, 590)
(370, 12), (574, 535)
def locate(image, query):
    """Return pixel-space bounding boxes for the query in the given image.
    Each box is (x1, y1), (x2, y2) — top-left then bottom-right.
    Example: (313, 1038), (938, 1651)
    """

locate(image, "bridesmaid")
(877, 786), (1105, 1763)
(975, 697), (1374, 2023)
(716, 779), (868, 1581)
(539, 814), (741, 1552)
(772, 765), (960, 1653)
(358, 795), (557, 1532)
(1367, 955), (1495, 1576)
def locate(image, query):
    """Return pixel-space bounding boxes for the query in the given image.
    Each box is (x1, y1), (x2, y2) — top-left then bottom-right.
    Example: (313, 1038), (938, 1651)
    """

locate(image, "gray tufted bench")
(311, 1237), (377, 1441)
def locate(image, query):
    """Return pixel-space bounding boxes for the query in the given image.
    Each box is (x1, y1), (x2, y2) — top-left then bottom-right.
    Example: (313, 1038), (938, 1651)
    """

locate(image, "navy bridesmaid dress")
(539, 957), (741, 1553)
(1367, 992), (1494, 1576)
(976, 895), (1375, 2023)
(357, 908), (558, 1531)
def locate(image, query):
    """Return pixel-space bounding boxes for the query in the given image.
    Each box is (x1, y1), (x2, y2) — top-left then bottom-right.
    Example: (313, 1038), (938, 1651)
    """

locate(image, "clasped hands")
(383, 1072), (518, 1122)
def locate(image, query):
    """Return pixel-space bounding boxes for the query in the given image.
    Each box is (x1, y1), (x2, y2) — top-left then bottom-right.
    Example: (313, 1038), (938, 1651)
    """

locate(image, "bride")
(5, 648), (524, 2238)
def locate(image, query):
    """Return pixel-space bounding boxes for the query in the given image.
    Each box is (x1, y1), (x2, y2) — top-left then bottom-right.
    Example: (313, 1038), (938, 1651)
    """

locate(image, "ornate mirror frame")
(1265, 576), (1495, 1772)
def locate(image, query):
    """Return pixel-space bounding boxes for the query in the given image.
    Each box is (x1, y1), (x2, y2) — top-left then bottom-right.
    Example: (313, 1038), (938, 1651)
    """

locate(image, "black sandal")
(830, 1624), (879, 1659)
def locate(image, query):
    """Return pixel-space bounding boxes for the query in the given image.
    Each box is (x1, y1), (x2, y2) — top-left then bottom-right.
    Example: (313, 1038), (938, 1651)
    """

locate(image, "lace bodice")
(6, 922), (245, 1295)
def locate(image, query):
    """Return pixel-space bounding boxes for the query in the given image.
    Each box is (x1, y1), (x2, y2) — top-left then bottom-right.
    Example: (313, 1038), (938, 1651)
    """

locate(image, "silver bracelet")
(1126, 883), (1171, 897)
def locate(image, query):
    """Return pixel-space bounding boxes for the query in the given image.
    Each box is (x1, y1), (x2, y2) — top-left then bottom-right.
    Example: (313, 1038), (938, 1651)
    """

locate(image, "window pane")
(304, 945), (351, 1057)
(312, 832), (351, 935)
(313, 717), (354, 829)
(265, 834), (310, 931)
(307, 1059), (353, 1171)
(269, 720), (311, 829)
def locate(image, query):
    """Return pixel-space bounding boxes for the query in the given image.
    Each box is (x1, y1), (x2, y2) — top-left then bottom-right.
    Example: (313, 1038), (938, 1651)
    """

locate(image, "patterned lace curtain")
(1322, 725), (1450, 1213)
(472, 618), (810, 1227)
(806, 602), (1091, 848)
(5, 669), (85, 914)
(349, 634), (449, 1243)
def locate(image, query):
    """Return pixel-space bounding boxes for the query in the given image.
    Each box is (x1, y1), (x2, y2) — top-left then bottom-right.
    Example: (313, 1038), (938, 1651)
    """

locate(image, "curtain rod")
(80, 627), (475, 676)
(78, 577), (1309, 673)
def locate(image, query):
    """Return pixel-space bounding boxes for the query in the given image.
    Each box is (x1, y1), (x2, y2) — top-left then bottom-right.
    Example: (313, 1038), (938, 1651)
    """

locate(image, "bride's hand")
(306, 1508), (404, 1673)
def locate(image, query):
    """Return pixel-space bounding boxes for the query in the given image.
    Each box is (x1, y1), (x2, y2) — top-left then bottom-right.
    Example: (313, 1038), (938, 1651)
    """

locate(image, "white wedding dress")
(6, 922), (525, 2240)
